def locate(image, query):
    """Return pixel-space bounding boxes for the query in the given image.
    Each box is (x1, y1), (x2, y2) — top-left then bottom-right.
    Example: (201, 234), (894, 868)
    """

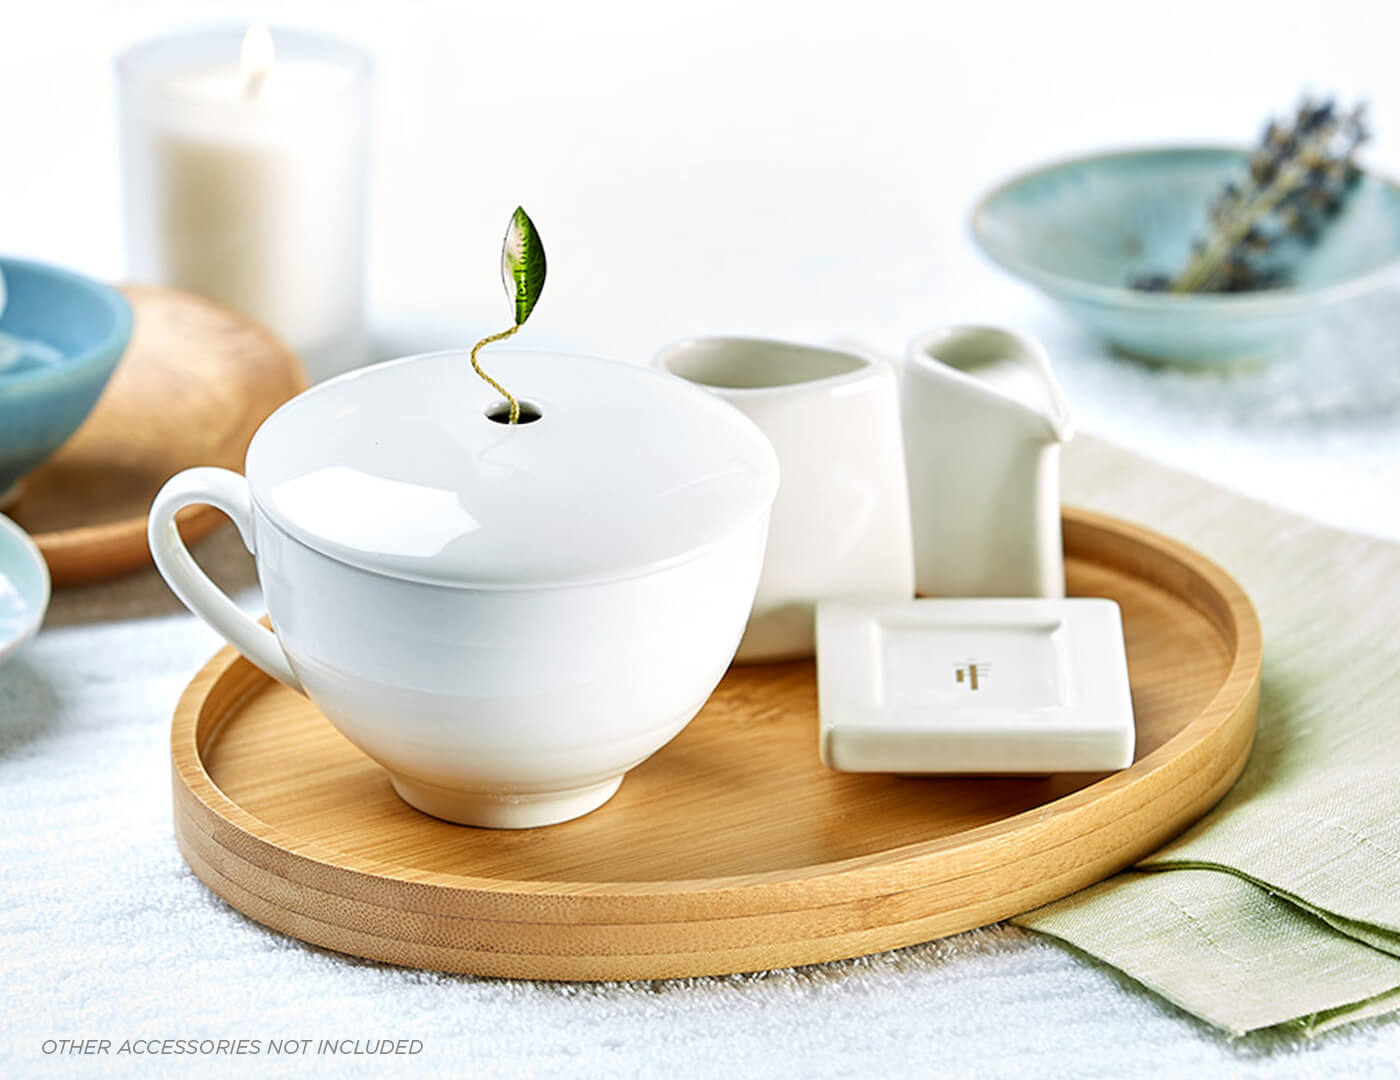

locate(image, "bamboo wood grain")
(170, 507), (1261, 979)
(9, 285), (305, 587)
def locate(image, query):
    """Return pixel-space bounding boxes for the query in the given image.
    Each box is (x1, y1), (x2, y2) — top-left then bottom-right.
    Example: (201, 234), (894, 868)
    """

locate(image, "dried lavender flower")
(1129, 97), (1369, 294)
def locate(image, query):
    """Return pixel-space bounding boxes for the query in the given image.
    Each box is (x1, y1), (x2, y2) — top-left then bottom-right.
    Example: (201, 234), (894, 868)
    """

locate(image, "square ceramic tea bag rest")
(817, 598), (1135, 774)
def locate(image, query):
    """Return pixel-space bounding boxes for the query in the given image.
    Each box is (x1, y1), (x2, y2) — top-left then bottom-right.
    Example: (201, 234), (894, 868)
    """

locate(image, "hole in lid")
(484, 400), (543, 425)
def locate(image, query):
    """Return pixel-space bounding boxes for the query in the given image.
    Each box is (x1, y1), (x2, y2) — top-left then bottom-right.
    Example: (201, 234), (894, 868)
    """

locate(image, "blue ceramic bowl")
(971, 146), (1400, 366)
(0, 257), (131, 504)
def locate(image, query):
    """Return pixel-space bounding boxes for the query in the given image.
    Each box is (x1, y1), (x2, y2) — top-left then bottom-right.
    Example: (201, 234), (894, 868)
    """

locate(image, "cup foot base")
(388, 774), (624, 828)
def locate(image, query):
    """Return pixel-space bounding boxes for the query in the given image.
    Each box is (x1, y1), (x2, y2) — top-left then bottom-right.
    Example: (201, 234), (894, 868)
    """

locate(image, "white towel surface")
(3, 457), (1400, 1078)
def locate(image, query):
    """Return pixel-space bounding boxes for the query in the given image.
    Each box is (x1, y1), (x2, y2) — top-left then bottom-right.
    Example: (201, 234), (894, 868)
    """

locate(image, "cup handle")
(148, 467), (303, 692)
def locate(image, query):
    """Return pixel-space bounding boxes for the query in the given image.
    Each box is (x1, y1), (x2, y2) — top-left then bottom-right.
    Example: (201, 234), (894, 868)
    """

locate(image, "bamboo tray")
(9, 286), (305, 587)
(171, 507), (1261, 980)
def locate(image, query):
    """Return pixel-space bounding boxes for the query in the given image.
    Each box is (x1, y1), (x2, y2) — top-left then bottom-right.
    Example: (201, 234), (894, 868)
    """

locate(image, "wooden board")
(171, 507), (1261, 980)
(7, 286), (305, 587)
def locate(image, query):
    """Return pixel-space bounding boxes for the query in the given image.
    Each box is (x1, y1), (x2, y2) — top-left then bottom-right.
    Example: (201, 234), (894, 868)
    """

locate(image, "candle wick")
(241, 69), (269, 103)
(239, 23), (276, 103)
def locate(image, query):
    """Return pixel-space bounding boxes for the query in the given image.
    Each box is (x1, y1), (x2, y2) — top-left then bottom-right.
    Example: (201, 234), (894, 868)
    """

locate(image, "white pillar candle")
(118, 23), (372, 382)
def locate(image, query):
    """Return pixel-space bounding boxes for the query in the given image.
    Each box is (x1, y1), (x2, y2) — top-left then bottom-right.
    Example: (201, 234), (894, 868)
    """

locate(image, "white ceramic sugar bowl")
(149, 350), (779, 828)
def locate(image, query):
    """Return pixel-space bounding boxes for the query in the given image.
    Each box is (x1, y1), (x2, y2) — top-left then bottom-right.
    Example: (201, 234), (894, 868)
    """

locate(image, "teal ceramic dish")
(0, 257), (132, 506)
(0, 513), (49, 664)
(971, 147), (1400, 366)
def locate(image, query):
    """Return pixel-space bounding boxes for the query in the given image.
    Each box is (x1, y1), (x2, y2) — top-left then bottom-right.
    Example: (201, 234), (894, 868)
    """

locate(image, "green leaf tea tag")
(501, 207), (546, 326)
(471, 207), (548, 424)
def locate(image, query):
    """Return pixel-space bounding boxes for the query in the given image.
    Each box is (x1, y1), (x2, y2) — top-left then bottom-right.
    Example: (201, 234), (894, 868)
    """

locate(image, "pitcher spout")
(906, 325), (1074, 445)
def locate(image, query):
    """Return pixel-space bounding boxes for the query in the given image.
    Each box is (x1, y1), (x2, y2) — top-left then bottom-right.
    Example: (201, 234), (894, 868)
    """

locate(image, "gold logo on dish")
(954, 660), (990, 691)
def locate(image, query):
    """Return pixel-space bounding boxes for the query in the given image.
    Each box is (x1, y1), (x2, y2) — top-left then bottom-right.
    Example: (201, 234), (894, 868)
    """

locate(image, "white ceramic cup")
(148, 349), (778, 828)
(655, 337), (914, 662)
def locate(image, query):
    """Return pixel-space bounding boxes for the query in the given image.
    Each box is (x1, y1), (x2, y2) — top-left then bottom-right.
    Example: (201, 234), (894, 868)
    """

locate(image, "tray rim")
(171, 505), (1261, 906)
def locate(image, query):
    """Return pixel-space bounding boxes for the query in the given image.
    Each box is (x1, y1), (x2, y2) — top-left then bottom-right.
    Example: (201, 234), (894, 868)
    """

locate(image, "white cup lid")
(246, 349), (779, 588)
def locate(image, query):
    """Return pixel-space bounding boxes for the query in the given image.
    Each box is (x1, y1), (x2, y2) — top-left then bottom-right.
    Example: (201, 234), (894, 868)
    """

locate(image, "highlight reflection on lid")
(267, 466), (482, 560)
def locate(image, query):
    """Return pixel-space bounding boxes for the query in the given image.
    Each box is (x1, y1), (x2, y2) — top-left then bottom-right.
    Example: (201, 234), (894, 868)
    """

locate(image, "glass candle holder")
(117, 23), (373, 382)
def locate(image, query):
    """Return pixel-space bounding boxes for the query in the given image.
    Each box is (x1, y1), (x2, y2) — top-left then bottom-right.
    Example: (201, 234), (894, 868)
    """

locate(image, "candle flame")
(240, 23), (276, 102)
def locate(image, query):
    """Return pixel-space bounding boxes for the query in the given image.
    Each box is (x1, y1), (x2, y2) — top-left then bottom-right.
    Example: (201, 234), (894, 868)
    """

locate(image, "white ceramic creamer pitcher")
(655, 337), (914, 662)
(901, 326), (1074, 598)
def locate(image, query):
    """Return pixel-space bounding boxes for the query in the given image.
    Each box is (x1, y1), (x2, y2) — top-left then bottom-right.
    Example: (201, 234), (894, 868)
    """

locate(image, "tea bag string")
(470, 325), (521, 424)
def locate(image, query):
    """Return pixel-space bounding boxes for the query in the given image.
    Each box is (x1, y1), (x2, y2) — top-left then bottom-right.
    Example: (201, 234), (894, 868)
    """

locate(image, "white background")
(0, 0), (1397, 538)
(3, 4), (1400, 1075)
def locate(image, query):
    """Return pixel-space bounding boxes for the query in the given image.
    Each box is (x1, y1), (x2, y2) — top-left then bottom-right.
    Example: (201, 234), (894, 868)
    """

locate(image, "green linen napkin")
(1013, 435), (1400, 1036)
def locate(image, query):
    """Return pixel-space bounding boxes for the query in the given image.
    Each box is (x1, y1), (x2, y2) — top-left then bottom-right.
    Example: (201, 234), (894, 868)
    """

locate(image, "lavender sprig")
(1132, 98), (1368, 294)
